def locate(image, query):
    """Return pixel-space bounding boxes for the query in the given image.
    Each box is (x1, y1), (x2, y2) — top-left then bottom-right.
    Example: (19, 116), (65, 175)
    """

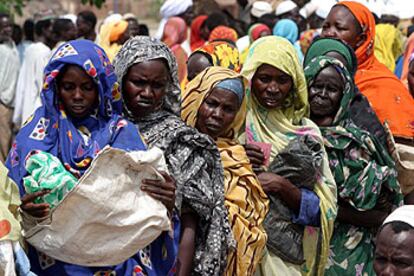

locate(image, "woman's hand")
(258, 172), (301, 213)
(141, 171), (176, 212)
(20, 190), (51, 218)
(244, 144), (265, 173)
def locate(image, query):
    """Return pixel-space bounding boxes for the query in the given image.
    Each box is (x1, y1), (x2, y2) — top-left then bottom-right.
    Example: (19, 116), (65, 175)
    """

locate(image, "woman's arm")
(337, 200), (388, 228)
(177, 211), (198, 276)
(20, 190), (51, 218)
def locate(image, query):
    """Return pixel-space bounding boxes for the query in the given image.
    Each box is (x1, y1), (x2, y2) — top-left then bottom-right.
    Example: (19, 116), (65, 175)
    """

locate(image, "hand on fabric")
(244, 143), (265, 173)
(141, 171), (176, 212)
(258, 172), (301, 213)
(20, 190), (51, 218)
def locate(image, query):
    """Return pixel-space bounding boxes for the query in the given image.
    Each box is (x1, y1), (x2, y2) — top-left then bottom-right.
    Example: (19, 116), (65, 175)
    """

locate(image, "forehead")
(256, 63), (290, 77)
(315, 65), (342, 80)
(327, 5), (356, 23)
(128, 59), (169, 77)
(209, 87), (239, 103)
(377, 225), (414, 251)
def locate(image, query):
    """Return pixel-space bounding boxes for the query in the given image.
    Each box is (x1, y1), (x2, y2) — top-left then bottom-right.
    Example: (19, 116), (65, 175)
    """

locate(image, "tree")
(81, 0), (106, 9)
(0, 0), (28, 16)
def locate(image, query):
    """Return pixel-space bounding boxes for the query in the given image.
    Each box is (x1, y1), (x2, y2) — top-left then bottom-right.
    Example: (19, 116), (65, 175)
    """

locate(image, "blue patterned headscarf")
(6, 40), (146, 195)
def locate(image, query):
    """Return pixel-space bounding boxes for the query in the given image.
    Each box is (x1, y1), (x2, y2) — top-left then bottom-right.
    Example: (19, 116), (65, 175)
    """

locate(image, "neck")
(310, 114), (334, 127)
(85, 31), (96, 41)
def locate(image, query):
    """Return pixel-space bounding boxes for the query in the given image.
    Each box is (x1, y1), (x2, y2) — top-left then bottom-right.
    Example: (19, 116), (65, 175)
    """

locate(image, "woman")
(304, 37), (388, 148)
(113, 36), (233, 276)
(273, 19), (304, 61)
(182, 66), (269, 275)
(190, 15), (208, 51)
(241, 36), (337, 276)
(208, 26), (239, 44)
(162, 17), (188, 83)
(304, 56), (402, 276)
(374, 23), (403, 73)
(186, 40), (240, 83)
(321, 1), (414, 141)
(6, 40), (178, 275)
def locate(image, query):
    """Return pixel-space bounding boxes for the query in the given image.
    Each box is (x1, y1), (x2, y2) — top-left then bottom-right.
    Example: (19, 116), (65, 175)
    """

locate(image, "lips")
(205, 121), (223, 133)
(134, 98), (153, 107)
(71, 105), (87, 112)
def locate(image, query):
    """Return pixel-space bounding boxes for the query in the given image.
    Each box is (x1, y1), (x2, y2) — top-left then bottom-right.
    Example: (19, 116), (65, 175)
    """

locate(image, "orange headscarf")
(338, 1), (414, 139)
(208, 26), (238, 43)
(162, 17), (188, 83)
(190, 15), (208, 51)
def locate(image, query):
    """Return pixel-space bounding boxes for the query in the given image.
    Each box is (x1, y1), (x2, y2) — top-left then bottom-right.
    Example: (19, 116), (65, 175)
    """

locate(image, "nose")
(73, 88), (84, 101)
(378, 264), (395, 276)
(322, 26), (336, 38)
(266, 80), (279, 94)
(140, 84), (153, 98)
(211, 106), (224, 120)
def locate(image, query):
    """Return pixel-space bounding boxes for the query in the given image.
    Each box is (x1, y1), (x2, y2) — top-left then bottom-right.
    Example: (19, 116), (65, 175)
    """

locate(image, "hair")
(77, 10), (97, 28)
(0, 12), (10, 20)
(23, 19), (35, 41)
(52, 18), (74, 37)
(35, 18), (53, 36)
(203, 12), (229, 32)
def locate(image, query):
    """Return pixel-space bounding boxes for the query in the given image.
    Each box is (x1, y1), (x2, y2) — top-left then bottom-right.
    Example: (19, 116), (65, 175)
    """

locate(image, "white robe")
(13, 42), (51, 127)
(0, 41), (20, 107)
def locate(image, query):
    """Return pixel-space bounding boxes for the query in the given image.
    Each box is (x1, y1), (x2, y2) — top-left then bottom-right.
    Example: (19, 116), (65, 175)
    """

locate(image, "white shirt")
(13, 42), (51, 126)
(0, 41), (19, 107)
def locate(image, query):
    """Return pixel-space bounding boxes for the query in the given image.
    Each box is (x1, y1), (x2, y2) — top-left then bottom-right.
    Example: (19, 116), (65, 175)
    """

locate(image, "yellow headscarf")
(98, 19), (128, 62)
(241, 36), (337, 276)
(182, 66), (269, 275)
(0, 163), (21, 242)
(374, 23), (403, 72)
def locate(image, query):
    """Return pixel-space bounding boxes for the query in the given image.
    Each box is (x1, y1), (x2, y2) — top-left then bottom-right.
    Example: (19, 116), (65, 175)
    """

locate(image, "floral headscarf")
(194, 40), (241, 72)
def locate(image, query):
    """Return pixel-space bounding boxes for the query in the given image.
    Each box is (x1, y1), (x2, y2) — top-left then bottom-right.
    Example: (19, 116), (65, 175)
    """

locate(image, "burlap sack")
(21, 146), (171, 266)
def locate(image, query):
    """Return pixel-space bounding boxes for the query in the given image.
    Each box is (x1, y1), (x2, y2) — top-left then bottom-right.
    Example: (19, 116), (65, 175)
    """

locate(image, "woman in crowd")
(182, 66), (268, 275)
(162, 17), (188, 83)
(113, 36), (233, 276)
(190, 15), (208, 51)
(98, 16), (129, 62)
(321, 1), (414, 141)
(241, 36), (337, 276)
(208, 26), (239, 44)
(304, 37), (388, 148)
(273, 19), (304, 61)
(6, 39), (178, 275)
(304, 56), (402, 275)
(240, 23), (271, 65)
(186, 40), (240, 84)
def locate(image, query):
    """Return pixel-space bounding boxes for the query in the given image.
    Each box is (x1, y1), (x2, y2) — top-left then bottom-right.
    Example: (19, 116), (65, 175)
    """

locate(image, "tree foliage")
(81, 0), (106, 9)
(0, 0), (27, 16)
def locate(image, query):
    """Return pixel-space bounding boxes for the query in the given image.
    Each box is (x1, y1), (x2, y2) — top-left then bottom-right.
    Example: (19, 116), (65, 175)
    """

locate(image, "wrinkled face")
(309, 65), (344, 123)
(196, 87), (240, 139)
(58, 65), (98, 119)
(123, 59), (169, 118)
(252, 64), (293, 109)
(187, 53), (212, 81)
(407, 61), (414, 98)
(321, 6), (365, 50)
(76, 17), (91, 37)
(374, 225), (414, 276)
(0, 16), (13, 42)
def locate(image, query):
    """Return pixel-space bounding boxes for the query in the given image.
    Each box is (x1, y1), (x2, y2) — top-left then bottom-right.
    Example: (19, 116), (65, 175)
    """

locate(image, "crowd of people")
(1, 0), (414, 275)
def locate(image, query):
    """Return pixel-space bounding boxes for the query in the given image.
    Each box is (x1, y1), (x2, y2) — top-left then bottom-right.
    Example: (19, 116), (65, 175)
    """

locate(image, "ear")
(355, 32), (367, 49)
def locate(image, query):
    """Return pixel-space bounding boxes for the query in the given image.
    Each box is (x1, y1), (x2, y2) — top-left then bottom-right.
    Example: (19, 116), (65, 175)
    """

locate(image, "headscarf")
(304, 37), (358, 76)
(113, 36), (234, 275)
(400, 32), (414, 85)
(190, 15), (208, 51)
(155, 0), (193, 39)
(162, 17), (188, 83)
(305, 56), (402, 276)
(248, 23), (271, 43)
(194, 41), (241, 72)
(208, 26), (239, 43)
(182, 66), (269, 275)
(337, 1), (414, 139)
(6, 40), (146, 194)
(162, 17), (188, 48)
(98, 18), (128, 61)
(383, 205), (414, 228)
(272, 19), (304, 61)
(241, 36), (337, 276)
(374, 23), (403, 72)
(113, 36), (181, 116)
(299, 29), (318, 56)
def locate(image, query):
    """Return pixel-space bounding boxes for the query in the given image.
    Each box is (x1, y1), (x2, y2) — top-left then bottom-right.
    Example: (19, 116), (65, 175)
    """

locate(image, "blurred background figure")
(76, 10), (97, 41)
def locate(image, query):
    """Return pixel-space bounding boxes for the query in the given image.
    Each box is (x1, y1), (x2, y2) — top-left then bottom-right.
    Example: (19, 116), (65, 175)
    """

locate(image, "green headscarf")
(304, 56), (355, 125)
(304, 38), (358, 76)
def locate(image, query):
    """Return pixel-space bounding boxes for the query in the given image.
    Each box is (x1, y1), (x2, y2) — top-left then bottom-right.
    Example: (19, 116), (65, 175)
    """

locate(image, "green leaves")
(81, 0), (106, 9)
(0, 0), (27, 16)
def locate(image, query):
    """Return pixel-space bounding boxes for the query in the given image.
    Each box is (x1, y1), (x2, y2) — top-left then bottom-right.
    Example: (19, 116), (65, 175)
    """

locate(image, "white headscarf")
(155, 0), (193, 39)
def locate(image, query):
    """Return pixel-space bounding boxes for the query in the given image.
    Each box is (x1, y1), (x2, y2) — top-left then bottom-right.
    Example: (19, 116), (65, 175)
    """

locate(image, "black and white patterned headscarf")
(113, 36), (181, 116)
